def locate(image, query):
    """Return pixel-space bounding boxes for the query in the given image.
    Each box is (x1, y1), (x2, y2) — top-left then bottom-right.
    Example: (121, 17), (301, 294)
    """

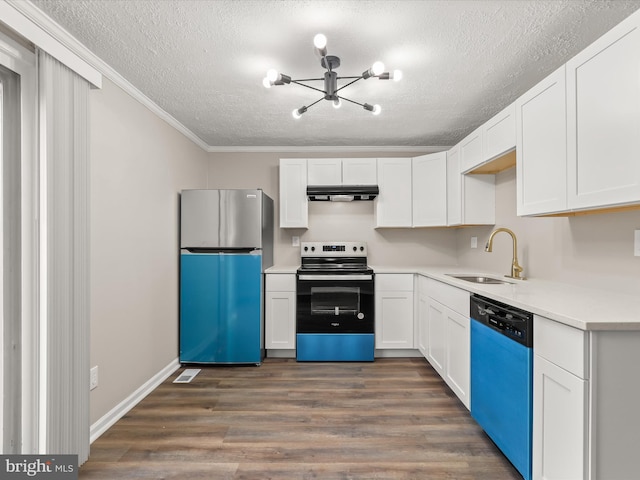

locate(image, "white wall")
(207, 152), (459, 267)
(456, 168), (640, 296)
(90, 78), (209, 423)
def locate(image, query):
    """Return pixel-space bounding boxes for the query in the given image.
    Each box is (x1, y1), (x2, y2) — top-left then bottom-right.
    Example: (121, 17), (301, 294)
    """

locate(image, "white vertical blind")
(38, 49), (90, 464)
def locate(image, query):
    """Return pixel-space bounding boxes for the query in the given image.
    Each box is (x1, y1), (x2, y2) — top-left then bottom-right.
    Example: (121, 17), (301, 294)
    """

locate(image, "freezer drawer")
(180, 253), (263, 364)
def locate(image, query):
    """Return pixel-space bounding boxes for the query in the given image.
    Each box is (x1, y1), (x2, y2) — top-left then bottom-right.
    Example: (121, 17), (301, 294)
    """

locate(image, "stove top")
(298, 242), (372, 274)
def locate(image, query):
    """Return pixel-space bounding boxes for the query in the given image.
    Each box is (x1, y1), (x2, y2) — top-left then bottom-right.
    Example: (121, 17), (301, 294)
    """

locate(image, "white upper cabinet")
(307, 158), (377, 186)
(446, 146), (462, 226)
(483, 102), (516, 162)
(279, 158), (308, 228)
(342, 158), (377, 185)
(566, 12), (640, 211)
(412, 152), (447, 227)
(307, 158), (342, 185)
(447, 145), (495, 226)
(516, 66), (568, 216)
(459, 126), (484, 174)
(375, 157), (413, 227)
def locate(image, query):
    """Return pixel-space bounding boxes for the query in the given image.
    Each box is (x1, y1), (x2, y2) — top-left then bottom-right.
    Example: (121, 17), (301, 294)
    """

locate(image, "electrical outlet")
(635, 230), (640, 257)
(90, 366), (98, 390)
(471, 236), (478, 249)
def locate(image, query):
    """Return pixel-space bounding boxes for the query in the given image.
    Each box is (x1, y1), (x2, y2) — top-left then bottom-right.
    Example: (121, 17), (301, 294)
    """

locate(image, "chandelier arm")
(336, 95), (366, 108)
(305, 97), (326, 110)
(291, 78), (325, 82)
(291, 80), (327, 95)
(335, 77), (364, 93)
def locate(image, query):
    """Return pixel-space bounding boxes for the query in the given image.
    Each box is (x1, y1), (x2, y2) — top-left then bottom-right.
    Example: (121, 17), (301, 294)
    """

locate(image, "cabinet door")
(483, 102), (516, 161)
(375, 290), (414, 349)
(417, 291), (429, 358)
(307, 158), (341, 185)
(446, 146), (462, 226)
(426, 298), (446, 377)
(265, 291), (296, 350)
(533, 355), (588, 480)
(567, 13), (640, 210)
(375, 158), (413, 227)
(279, 158), (308, 228)
(445, 309), (470, 409)
(460, 126), (484, 173)
(461, 174), (495, 225)
(412, 152), (447, 227)
(516, 66), (568, 216)
(342, 158), (377, 185)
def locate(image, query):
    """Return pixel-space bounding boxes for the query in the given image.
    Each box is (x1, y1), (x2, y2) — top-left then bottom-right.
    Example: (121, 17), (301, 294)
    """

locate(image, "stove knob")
(353, 246), (357, 252)
(360, 246), (364, 251)
(303, 246), (308, 252)
(311, 246), (315, 252)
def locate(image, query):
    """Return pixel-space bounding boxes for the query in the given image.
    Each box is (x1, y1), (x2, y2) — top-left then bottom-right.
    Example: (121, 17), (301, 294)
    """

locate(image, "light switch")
(635, 230), (640, 257)
(292, 236), (300, 247)
(471, 236), (478, 249)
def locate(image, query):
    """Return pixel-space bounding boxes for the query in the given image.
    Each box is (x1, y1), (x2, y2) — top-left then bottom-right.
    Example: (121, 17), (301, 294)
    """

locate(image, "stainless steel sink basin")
(446, 274), (512, 285)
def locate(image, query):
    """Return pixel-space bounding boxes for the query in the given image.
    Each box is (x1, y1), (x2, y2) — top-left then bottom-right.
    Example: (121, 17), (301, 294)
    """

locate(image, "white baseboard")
(90, 358), (180, 443)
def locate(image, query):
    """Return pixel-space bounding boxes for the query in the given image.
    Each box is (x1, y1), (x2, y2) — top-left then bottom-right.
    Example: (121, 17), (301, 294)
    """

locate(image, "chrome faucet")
(485, 227), (525, 280)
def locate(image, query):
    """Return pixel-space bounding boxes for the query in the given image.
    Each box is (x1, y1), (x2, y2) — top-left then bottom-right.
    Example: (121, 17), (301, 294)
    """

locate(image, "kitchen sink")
(446, 274), (512, 285)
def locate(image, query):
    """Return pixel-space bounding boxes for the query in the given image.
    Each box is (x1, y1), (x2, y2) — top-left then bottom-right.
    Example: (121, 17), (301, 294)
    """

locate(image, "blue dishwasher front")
(470, 294), (533, 480)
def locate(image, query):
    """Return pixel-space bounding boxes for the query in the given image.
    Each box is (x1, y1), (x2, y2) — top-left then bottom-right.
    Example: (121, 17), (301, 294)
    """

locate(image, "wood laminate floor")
(80, 358), (521, 479)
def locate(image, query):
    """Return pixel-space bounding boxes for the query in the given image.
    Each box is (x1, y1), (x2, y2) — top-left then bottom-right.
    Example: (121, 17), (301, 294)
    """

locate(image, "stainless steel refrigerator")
(179, 189), (274, 364)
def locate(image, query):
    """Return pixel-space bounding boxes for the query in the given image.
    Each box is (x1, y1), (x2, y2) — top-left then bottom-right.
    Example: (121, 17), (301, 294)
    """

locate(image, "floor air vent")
(173, 368), (201, 384)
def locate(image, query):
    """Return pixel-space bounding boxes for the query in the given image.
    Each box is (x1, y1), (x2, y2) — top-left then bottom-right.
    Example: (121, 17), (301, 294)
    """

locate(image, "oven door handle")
(298, 274), (373, 281)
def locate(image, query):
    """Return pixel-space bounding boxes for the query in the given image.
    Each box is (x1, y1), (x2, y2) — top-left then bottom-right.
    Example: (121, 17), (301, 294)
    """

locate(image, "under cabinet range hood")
(306, 185), (379, 201)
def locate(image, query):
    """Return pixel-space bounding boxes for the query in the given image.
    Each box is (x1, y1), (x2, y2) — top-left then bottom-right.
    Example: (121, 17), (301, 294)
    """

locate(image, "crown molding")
(206, 145), (448, 154)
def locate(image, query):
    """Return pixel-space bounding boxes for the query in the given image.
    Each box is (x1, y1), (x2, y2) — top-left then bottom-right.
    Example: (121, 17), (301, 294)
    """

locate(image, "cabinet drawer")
(375, 273), (414, 291)
(266, 273), (296, 292)
(534, 315), (588, 379)
(426, 279), (469, 317)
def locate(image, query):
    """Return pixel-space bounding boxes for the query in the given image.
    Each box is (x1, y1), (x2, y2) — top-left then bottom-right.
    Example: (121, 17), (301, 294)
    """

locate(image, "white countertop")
(266, 264), (640, 331)
(373, 265), (640, 331)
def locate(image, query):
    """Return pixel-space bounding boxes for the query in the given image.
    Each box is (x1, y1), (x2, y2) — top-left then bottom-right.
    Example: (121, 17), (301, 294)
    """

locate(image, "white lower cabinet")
(375, 274), (414, 349)
(416, 276), (430, 357)
(533, 315), (640, 480)
(533, 355), (587, 480)
(265, 274), (296, 350)
(423, 277), (470, 409)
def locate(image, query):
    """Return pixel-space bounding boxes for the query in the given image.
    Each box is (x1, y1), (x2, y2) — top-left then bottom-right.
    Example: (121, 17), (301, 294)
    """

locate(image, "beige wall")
(207, 152), (459, 267)
(90, 78), (209, 423)
(456, 168), (640, 296)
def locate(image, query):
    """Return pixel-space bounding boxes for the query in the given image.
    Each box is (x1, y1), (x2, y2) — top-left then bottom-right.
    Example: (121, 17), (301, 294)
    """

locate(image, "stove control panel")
(301, 242), (367, 257)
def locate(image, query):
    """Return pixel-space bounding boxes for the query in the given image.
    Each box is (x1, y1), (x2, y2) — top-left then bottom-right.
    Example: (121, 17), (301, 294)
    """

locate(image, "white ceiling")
(30, 0), (640, 150)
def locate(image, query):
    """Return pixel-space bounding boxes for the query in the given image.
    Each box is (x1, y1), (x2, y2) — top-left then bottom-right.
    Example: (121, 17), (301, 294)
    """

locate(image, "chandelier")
(262, 34), (402, 119)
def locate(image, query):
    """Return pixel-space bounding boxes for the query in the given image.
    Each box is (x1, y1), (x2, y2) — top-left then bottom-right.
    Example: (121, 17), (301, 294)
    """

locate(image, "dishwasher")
(470, 294), (533, 480)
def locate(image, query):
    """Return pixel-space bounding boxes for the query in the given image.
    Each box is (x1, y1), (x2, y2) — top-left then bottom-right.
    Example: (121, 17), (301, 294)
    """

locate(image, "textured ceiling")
(30, 0), (640, 149)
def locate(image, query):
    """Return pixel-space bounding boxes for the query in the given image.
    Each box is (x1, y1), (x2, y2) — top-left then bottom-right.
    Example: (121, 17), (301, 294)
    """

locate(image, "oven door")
(296, 274), (374, 334)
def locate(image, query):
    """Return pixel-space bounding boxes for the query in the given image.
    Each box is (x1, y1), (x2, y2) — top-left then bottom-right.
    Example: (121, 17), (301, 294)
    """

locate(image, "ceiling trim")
(206, 145), (448, 154)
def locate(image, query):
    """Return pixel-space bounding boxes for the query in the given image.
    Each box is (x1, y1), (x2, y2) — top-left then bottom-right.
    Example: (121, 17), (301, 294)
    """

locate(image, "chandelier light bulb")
(313, 34), (327, 49)
(392, 69), (403, 81)
(372, 104), (382, 115)
(266, 69), (279, 82)
(333, 98), (342, 109)
(292, 106), (307, 119)
(371, 61), (385, 76)
(262, 77), (272, 88)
